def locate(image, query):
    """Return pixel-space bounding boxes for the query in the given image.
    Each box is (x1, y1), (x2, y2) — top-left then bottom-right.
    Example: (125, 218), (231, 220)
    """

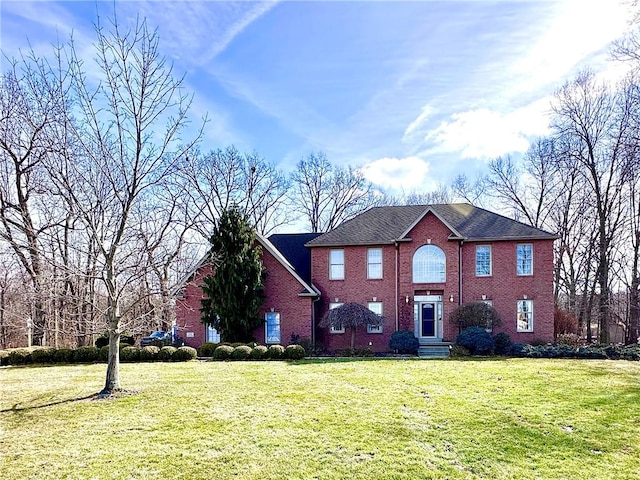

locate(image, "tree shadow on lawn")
(0, 389), (139, 413)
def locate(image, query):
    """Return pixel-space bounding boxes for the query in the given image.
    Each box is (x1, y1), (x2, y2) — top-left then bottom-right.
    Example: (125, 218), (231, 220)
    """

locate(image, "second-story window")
(329, 249), (344, 280)
(517, 244), (533, 276)
(413, 245), (446, 283)
(475, 245), (492, 276)
(367, 248), (383, 279)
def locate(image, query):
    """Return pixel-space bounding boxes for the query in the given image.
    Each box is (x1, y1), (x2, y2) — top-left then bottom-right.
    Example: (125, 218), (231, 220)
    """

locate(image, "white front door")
(414, 295), (443, 341)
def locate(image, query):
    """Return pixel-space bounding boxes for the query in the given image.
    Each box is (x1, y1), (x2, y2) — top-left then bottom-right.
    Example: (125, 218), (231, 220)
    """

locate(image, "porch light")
(405, 295), (410, 304)
(523, 294), (528, 300)
(449, 294), (454, 303)
(481, 294), (487, 301)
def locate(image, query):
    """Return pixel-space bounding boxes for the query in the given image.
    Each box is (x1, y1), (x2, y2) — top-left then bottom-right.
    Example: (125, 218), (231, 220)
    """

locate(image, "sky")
(0, 0), (635, 195)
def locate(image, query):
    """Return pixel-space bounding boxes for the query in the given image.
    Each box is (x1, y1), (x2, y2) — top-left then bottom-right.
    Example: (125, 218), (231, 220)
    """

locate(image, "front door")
(414, 295), (443, 341)
(421, 302), (436, 337)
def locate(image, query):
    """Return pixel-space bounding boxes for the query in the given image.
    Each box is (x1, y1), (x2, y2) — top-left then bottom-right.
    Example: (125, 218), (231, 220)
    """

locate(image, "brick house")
(175, 204), (557, 355)
(174, 233), (320, 348)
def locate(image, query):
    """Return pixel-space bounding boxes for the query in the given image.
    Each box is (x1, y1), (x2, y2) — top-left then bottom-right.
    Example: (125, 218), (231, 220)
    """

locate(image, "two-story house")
(175, 203), (557, 355)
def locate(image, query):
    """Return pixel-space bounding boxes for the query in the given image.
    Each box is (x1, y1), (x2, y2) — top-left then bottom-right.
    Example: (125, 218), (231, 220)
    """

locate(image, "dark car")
(140, 331), (172, 347)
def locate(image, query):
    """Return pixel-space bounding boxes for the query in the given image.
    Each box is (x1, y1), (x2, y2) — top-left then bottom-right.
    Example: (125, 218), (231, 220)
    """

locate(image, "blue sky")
(0, 0), (633, 194)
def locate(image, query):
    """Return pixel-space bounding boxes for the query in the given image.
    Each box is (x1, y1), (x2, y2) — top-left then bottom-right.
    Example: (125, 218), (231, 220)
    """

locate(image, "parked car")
(140, 331), (172, 347)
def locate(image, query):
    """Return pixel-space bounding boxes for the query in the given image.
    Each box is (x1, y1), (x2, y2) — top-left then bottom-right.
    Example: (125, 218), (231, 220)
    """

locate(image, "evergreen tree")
(200, 207), (265, 342)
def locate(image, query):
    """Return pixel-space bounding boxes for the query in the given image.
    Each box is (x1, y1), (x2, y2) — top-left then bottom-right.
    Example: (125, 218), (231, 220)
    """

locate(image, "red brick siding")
(398, 212), (461, 341)
(461, 240), (555, 343)
(311, 244), (397, 352)
(310, 211), (556, 351)
(175, 248), (314, 349)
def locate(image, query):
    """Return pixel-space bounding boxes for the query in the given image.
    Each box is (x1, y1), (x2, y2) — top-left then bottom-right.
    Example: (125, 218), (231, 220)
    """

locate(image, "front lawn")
(1, 358), (639, 479)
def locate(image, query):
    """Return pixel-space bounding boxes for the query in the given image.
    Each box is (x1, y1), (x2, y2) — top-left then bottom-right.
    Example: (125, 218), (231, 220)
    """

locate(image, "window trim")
(517, 299), (534, 332)
(265, 312), (281, 344)
(367, 302), (383, 334)
(328, 302), (345, 333)
(367, 248), (383, 279)
(412, 244), (446, 283)
(516, 243), (533, 276)
(329, 249), (345, 280)
(475, 245), (492, 277)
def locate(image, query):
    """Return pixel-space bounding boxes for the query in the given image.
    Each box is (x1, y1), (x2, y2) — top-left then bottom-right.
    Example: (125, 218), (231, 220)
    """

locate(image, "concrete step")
(418, 344), (451, 358)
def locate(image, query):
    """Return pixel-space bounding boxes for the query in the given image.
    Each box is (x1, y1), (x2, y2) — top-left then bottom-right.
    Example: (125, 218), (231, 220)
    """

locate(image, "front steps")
(418, 343), (451, 358)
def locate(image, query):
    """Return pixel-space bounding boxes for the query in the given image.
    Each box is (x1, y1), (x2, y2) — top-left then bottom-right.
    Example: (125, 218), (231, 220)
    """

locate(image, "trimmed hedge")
(74, 346), (99, 363)
(285, 344), (306, 360)
(455, 327), (495, 355)
(213, 345), (234, 360)
(158, 346), (177, 362)
(250, 345), (269, 360)
(139, 346), (160, 362)
(53, 348), (74, 364)
(198, 342), (219, 357)
(31, 347), (57, 364)
(120, 346), (140, 362)
(8, 348), (32, 365)
(267, 345), (285, 359)
(172, 346), (197, 362)
(231, 345), (253, 360)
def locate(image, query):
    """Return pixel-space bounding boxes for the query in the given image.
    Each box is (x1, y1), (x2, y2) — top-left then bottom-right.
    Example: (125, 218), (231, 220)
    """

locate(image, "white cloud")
(361, 156), (431, 190)
(422, 98), (552, 159)
(402, 104), (437, 144)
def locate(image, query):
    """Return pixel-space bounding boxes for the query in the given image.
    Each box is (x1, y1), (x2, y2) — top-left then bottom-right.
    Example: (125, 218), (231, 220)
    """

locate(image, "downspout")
(458, 240), (464, 305)
(311, 295), (320, 348)
(395, 241), (399, 332)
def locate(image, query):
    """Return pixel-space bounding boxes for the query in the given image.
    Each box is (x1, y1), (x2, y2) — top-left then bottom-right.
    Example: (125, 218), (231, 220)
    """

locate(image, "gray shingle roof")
(267, 233), (321, 284)
(305, 203), (557, 247)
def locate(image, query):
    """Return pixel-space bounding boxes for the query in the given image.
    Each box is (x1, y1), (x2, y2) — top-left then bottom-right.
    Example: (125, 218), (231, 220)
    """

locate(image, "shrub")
(556, 333), (582, 348)
(231, 345), (252, 360)
(554, 306), (579, 335)
(510, 343), (526, 356)
(8, 348), (32, 365)
(158, 346), (177, 361)
(213, 345), (234, 360)
(267, 344), (285, 359)
(99, 345), (110, 362)
(120, 346), (140, 362)
(493, 332), (513, 356)
(95, 331), (134, 348)
(139, 346), (160, 362)
(250, 345), (269, 360)
(530, 338), (548, 346)
(198, 342), (219, 357)
(450, 345), (471, 357)
(449, 302), (502, 332)
(455, 327), (495, 355)
(31, 347), (57, 364)
(172, 346), (197, 362)
(285, 344), (306, 360)
(120, 334), (135, 346)
(0, 350), (9, 366)
(230, 342), (247, 348)
(74, 346), (99, 363)
(54, 348), (74, 363)
(295, 337), (313, 355)
(389, 330), (419, 354)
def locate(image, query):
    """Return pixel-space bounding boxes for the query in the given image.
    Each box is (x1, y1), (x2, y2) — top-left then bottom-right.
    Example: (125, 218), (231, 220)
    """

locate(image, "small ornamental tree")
(319, 302), (383, 350)
(200, 206), (265, 342)
(449, 302), (502, 333)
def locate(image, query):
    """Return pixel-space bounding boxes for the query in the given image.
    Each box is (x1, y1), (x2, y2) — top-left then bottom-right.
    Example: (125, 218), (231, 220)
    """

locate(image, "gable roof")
(267, 233), (321, 285)
(305, 203), (557, 247)
(174, 232), (319, 298)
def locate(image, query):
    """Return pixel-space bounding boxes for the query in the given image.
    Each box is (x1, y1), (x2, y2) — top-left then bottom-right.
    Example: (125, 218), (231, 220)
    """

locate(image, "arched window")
(413, 245), (446, 283)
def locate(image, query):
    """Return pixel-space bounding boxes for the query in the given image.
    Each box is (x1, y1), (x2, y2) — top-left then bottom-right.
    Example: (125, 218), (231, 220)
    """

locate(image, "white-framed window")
(475, 245), (492, 276)
(206, 324), (220, 343)
(328, 302), (344, 333)
(329, 249), (345, 280)
(412, 245), (446, 283)
(265, 312), (281, 344)
(367, 302), (383, 333)
(517, 300), (534, 332)
(517, 244), (533, 276)
(367, 248), (383, 279)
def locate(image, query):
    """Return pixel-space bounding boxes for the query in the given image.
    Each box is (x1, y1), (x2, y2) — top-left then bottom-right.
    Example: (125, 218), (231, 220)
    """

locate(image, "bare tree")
(0, 52), (70, 346)
(290, 152), (378, 233)
(552, 70), (631, 343)
(47, 16), (202, 393)
(182, 146), (290, 237)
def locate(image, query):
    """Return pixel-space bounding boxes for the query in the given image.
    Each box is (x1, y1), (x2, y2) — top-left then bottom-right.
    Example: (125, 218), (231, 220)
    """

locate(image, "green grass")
(1, 358), (639, 480)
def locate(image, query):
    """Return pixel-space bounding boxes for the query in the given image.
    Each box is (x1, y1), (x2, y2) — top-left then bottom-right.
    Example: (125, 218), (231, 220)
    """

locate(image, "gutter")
(458, 240), (464, 306)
